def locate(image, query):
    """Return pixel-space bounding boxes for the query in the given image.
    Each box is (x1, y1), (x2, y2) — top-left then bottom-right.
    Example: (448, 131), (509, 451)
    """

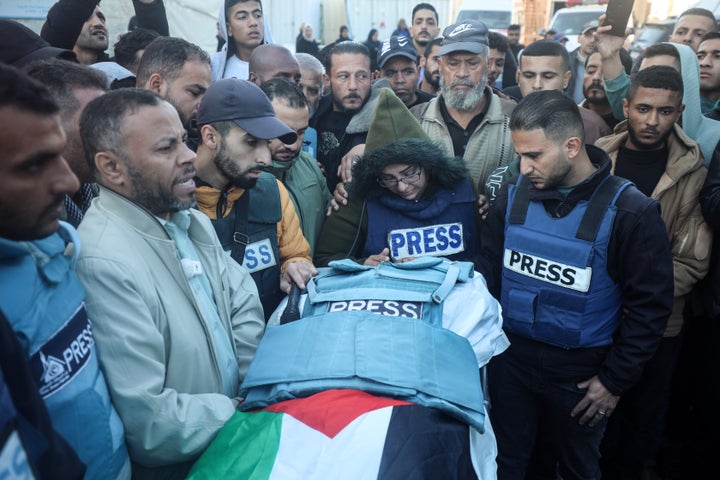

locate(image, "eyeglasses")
(377, 168), (422, 188)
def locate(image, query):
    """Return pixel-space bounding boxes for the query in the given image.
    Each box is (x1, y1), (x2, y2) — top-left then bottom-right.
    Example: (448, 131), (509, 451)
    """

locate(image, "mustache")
(343, 93), (362, 101)
(275, 147), (298, 156)
(449, 79), (475, 88)
(588, 81), (603, 90)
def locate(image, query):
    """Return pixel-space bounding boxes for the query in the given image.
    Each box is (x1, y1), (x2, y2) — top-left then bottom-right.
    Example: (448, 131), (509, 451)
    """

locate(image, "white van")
(548, 5), (607, 52)
(455, 0), (514, 34)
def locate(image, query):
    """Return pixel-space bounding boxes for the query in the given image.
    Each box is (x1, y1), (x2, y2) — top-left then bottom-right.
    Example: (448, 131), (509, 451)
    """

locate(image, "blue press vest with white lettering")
(0, 222), (129, 479)
(212, 172), (283, 317)
(501, 175), (629, 348)
(240, 258), (487, 432)
(363, 179), (478, 261)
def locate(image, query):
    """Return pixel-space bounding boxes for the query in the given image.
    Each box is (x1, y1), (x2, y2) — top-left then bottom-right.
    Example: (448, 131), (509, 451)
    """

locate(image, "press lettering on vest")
(503, 249), (592, 292)
(389, 223), (464, 259)
(29, 304), (94, 398)
(242, 238), (277, 274)
(327, 300), (422, 319)
(0, 431), (32, 480)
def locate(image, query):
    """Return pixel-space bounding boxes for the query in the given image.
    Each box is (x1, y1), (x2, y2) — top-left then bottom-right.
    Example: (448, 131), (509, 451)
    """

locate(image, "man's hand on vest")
(280, 260), (318, 293)
(363, 248), (391, 266)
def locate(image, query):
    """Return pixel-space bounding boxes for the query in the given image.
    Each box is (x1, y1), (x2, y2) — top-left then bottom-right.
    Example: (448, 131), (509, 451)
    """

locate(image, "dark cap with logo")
(196, 78), (297, 144)
(377, 35), (417, 69)
(439, 20), (489, 56)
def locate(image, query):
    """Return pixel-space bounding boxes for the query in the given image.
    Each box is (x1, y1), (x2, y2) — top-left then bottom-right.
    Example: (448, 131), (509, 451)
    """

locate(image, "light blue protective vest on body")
(501, 175), (629, 349)
(0, 222), (129, 479)
(240, 257), (487, 432)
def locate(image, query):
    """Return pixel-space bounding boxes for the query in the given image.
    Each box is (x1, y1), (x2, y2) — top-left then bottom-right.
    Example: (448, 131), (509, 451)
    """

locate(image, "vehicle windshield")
(634, 25), (669, 45)
(457, 10), (512, 30)
(550, 10), (605, 35)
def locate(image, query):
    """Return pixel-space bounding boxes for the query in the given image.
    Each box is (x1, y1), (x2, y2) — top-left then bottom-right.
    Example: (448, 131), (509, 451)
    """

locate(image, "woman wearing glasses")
(314, 89), (480, 267)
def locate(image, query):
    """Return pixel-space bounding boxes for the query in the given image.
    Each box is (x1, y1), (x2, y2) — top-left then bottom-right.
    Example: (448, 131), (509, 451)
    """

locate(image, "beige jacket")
(77, 186), (265, 479)
(596, 123), (712, 336)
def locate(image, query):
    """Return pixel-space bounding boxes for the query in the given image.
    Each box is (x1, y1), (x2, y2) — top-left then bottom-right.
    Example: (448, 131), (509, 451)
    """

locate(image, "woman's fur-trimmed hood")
(348, 138), (468, 199)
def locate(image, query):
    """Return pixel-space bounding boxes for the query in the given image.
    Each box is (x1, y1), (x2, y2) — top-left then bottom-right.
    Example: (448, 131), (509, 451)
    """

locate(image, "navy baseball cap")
(196, 78), (297, 144)
(378, 35), (417, 69)
(439, 20), (489, 56)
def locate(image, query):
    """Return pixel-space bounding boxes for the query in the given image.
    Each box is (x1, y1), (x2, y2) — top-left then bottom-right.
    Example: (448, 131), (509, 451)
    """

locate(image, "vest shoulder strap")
(508, 175), (531, 225)
(575, 175), (630, 242)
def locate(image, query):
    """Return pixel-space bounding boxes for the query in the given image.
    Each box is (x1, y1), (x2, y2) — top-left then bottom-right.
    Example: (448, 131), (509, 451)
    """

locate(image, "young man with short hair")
(310, 41), (382, 192)
(475, 89), (674, 480)
(194, 78), (316, 318)
(0, 63), (130, 480)
(698, 32), (720, 112)
(378, 35), (434, 108)
(507, 24), (524, 60)
(211, 0), (265, 80)
(25, 59), (107, 226)
(409, 3), (440, 58)
(669, 7), (719, 53)
(419, 37), (442, 95)
(261, 78), (332, 256)
(136, 36), (211, 148)
(514, 40), (610, 144)
(596, 65), (710, 480)
(568, 20), (599, 103)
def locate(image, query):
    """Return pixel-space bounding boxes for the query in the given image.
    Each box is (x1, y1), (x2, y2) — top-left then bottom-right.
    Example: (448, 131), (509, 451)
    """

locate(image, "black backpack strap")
(576, 175), (628, 242)
(229, 190), (251, 261)
(508, 175), (531, 225)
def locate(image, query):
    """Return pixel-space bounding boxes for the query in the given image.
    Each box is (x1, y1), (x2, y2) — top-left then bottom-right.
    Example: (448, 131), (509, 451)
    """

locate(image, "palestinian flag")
(188, 389), (496, 479)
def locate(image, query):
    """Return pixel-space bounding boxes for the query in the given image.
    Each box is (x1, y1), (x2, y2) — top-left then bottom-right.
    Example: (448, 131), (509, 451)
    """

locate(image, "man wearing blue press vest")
(474, 90), (674, 479)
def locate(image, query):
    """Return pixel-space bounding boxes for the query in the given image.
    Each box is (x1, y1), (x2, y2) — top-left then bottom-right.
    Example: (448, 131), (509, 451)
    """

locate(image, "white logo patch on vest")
(389, 223), (464, 260)
(327, 300), (422, 319)
(241, 238), (277, 274)
(503, 249), (592, 292)
(29, 304), (94, 399)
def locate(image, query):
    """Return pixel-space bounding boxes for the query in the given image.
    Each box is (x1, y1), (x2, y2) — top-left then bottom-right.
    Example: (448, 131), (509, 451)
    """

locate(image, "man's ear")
(248, 72), (258, 85)
(145, 72), (165, 95)
(622, 98), (629, 118)
(562, 70), (572, 90)
(95, 151), (127, 188)
(200, 124), (219, 149)
(565, 136), (583, 159)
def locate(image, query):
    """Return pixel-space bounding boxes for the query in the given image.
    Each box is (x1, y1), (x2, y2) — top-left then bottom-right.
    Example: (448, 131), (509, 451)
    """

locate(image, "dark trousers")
(488, 335), (608, 480)
(599, 333), (683, 479)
